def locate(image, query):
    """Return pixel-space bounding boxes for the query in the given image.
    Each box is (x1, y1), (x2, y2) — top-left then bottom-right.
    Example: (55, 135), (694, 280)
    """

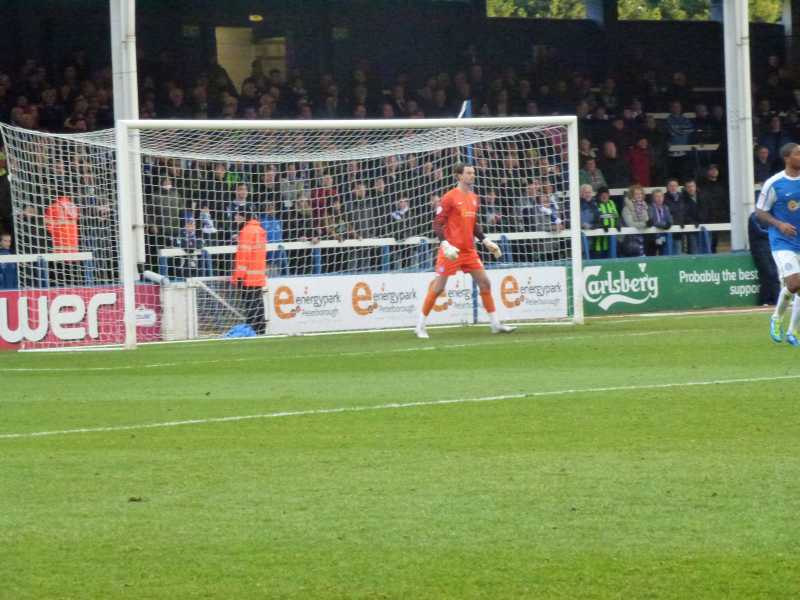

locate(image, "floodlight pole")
(722, 0), (755, 250)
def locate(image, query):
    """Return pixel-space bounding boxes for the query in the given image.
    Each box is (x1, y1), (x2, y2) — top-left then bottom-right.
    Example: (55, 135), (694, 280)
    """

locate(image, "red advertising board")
(0, 285), (161, 350)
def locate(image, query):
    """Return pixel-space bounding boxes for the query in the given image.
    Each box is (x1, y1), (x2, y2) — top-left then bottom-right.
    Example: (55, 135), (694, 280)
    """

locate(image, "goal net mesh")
(1, 120), (575, 346)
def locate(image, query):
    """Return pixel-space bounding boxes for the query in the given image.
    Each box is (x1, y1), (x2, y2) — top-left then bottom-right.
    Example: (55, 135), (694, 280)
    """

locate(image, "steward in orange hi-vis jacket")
(231, 217), (267, 334)
(45, 196), (79, 253)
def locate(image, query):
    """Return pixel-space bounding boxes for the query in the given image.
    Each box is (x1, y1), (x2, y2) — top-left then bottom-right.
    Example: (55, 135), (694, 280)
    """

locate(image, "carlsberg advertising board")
(582, 254), (761, 316)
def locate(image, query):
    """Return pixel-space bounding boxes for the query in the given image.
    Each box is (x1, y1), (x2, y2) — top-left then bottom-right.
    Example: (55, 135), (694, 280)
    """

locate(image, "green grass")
(2, 312), (800, 599)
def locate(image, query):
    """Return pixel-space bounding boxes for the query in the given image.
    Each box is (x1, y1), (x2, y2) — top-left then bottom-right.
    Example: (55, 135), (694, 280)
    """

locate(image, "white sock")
(774, 287), (792, 319)
(789, 295), (800, 334)
(489, 311), (500, 328)
(417, 311), (427, 327)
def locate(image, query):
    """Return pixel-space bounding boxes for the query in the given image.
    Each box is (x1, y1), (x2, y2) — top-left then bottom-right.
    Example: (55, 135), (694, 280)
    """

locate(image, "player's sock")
(774, 287), (792, 319)
(421, 288), (439, 317)
(788, 294), (800, 335)
(480, 290), (496, 316)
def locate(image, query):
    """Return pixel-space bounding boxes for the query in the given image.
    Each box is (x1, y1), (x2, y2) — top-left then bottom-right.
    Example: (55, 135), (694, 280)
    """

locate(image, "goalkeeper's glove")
(482, 238), (502, 259)
(440, 240), (460, 261)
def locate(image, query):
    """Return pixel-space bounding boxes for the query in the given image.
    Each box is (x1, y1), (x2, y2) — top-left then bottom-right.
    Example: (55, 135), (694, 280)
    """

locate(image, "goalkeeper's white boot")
(489, 312), (515, 334)
(415, 314), (430, 339)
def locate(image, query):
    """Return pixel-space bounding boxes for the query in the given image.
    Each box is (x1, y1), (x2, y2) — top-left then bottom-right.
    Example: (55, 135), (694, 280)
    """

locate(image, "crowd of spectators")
(0, 46), (799, 285)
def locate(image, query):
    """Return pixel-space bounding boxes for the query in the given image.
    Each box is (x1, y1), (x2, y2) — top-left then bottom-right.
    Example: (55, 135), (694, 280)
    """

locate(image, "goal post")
(2, 116), (583, 349)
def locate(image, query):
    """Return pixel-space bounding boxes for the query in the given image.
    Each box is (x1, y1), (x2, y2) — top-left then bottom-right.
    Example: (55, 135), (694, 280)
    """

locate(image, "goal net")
(0, 117), (582, 349)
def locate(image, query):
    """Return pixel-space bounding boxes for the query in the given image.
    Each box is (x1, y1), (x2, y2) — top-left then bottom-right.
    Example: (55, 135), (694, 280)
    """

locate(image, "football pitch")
(2, 311), (799, 599)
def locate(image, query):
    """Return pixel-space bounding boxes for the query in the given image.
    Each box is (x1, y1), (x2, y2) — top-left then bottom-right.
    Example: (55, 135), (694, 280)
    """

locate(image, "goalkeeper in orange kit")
(415, 162), (515, 339)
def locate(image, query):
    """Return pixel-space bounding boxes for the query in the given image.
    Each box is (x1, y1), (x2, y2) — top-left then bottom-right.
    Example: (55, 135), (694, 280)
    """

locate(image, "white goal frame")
(114, 116), (584, 348)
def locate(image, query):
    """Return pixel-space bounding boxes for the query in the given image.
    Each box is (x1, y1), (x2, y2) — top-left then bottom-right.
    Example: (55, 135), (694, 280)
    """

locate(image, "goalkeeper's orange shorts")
(435, 247), (484, 276)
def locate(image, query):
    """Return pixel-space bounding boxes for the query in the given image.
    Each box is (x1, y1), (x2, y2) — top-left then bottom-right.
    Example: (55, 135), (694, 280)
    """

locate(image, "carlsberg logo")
(583, 264), (659, 310)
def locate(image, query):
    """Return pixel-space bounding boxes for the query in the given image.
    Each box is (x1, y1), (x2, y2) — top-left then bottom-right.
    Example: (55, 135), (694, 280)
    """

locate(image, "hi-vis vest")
(45, 196), (79, 253)
(231, 219), (267, 287)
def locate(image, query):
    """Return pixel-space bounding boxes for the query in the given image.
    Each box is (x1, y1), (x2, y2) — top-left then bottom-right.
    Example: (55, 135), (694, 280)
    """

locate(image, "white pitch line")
(1, 372), (797, 440)
(0, 328), (701, 373)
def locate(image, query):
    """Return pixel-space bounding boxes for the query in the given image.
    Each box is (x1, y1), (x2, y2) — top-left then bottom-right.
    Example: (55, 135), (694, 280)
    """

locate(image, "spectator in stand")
(480, 189), (510, 234)
(578, 138), (596, 165)
(593, 186), (618, 258)
(0, 231), (18, 289)
(579, 158), (607, 192)
(758, 116), (793, 165)
(683, 178), (707, 223)
(39, 87), (65, 132)
(664, 178), (695, 254)
(665, 100), (694, 178)
(666, 71), (692, 107)
(226, 182), (254, 223)
(162, 87), (192, 119)
(529, 192), (563, 262)
(646, 190), (672, 256)
(579, 184), (599, 230)
(607, 116), (637, 152)
(77, 171), (115, 282)
(260, 201), (283, 273)
(311, 173), (336, 222)
(152, 175), (186, 250)
(17, 203), (45, 258)
(642, 114), (669, 182)
(621, 184), (649, 257)
(700, 164), (729, 223)
(279, 162), (306, 218)
(597, 141), (631, 189)
(349, 181), (379, 239)
(626, 136), (653, 187)
(692, 104), (716, 144)
(699, 163), (728, 252)
(172, 218), (206, 279)
(754, 146), (776, 184)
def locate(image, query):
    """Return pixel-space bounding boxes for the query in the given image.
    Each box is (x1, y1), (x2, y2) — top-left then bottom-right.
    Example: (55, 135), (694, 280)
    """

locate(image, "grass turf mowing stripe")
(0, 328), (703, 373)
(2, 372), (799, 440)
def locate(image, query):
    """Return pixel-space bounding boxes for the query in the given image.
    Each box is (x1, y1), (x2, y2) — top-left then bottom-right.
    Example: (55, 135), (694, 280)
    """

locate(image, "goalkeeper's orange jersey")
(435, 187), (479, 250)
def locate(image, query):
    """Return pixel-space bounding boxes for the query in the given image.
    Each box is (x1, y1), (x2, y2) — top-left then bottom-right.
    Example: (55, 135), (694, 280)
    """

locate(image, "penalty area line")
(0, 372), (797, 440)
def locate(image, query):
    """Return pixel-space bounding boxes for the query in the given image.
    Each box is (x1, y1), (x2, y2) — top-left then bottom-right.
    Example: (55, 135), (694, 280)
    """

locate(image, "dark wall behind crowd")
(0, 0), (786, 88)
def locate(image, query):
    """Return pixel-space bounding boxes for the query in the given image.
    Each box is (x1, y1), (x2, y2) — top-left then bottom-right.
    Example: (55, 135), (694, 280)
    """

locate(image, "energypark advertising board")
(267, 267), (568, 334)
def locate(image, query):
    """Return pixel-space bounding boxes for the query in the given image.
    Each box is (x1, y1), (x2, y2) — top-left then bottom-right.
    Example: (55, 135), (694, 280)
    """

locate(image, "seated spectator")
(579, 158), (607, 192)
(621, 184), (649, 257)
(646, 190), (672, 255)
(754, 146), (776, 184)
(758, 116), (793, 164)
(579, 184), (599, 230)
(593, 186), (619, 258)
(0, 231), (17, 289)
(597, 141), (631, 189)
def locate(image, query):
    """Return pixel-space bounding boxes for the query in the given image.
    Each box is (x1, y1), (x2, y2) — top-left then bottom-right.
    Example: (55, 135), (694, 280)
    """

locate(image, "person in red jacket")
(625, 136), (653, 187)
(231, 214), (267, 334)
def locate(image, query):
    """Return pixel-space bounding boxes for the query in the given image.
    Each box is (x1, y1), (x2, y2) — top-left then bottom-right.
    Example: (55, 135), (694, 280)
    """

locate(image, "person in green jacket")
(593, 186), (619, 258)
